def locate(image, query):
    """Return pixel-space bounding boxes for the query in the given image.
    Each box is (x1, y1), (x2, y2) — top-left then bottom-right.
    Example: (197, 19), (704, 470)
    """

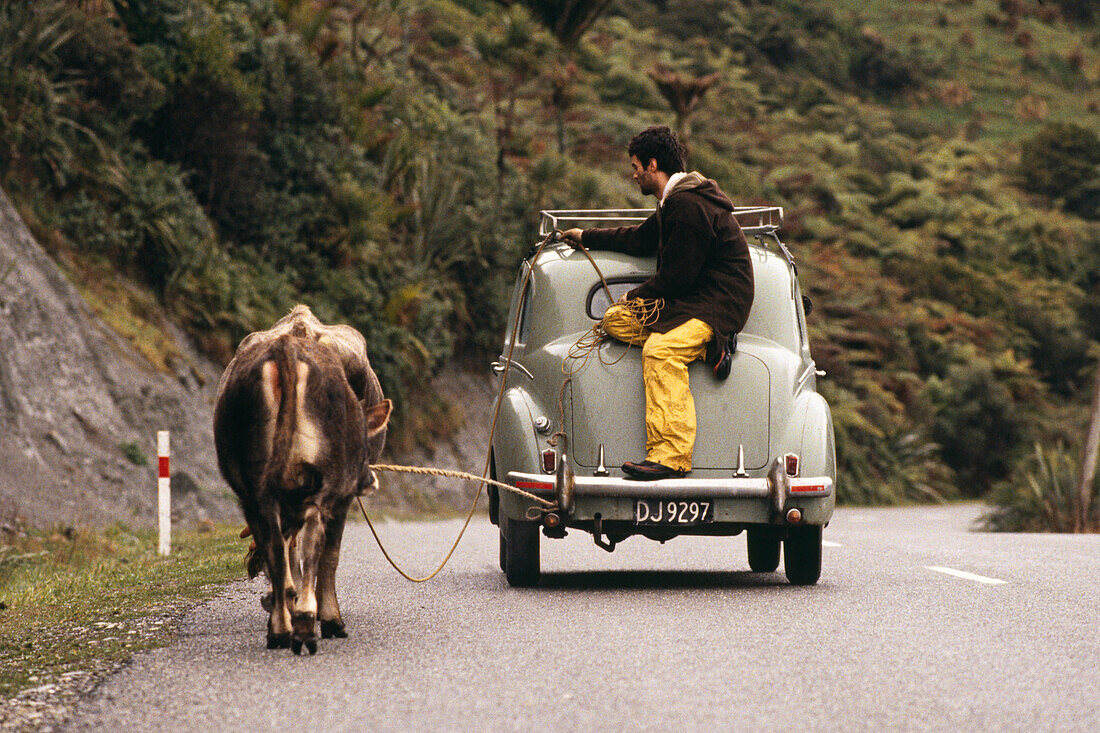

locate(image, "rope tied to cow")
(356, 230), (565, 582)
(357, 230), (657, 583)
(367, 464), (554, 507)
(356, 465), (556, 583)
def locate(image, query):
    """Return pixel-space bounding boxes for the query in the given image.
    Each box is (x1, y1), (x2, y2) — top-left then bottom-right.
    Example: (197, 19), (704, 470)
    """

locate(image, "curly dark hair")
(628, 125), (687, 175)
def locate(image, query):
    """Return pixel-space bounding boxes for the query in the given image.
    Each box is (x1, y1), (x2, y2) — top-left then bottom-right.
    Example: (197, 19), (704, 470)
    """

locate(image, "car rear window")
(586, 278), (642, 319)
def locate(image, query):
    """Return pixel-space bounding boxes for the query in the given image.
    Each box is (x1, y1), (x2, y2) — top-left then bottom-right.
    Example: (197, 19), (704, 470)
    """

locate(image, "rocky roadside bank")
(1, 186), (500, 532)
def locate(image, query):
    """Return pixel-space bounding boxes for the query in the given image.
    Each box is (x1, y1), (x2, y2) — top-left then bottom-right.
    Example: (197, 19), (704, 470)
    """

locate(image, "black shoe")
(713, 348), (732, 380)
(621, 460), (686, 481)
(713, 334), (737, 380)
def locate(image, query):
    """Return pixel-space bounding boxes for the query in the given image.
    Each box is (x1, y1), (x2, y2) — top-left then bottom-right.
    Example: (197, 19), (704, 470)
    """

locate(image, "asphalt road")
(67, 505), (1100, 732)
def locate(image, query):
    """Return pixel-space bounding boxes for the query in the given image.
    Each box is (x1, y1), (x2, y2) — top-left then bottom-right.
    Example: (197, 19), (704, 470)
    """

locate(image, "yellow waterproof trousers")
(601, 303), (713, 472)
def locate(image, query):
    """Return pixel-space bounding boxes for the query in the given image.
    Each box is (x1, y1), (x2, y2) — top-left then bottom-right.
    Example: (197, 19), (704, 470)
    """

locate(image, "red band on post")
(159, 456), (170, 478)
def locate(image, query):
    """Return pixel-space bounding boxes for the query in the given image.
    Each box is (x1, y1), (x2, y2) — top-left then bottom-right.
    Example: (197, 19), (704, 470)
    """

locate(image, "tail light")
(784, 453), (799, 477)
(542, 449), (556, 474)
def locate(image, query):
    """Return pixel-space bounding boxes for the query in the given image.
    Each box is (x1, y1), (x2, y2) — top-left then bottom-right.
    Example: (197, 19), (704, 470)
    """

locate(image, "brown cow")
(214, 305), (391, 654)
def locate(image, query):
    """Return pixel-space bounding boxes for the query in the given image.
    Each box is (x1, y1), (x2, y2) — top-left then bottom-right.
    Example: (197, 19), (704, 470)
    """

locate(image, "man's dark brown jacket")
(582, 173), (755, 344)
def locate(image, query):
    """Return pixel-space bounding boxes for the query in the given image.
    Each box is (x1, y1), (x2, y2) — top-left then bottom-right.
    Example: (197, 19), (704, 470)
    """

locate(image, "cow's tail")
(262, 334), (311, 497)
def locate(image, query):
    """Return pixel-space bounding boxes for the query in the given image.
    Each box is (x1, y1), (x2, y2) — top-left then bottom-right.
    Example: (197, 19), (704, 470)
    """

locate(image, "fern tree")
(476, 6), (549, 189)
(504, 0), (614, 49)
(499, 1), (614, 152)
(648, 66), (721, 142)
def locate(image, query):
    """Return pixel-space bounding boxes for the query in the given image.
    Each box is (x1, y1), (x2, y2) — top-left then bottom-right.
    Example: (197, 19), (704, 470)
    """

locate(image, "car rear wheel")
(502, 517), (540, 587)
(784, 525), (822, 585)
(498, 529), (506, 572)
(747, 528), (781, 572)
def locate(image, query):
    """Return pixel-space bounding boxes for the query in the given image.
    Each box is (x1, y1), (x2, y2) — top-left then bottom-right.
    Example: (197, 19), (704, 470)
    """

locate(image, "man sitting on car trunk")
(561, 125), (754, 480)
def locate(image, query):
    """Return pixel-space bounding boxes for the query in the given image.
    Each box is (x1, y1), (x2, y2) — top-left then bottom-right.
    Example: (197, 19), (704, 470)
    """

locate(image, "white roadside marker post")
(158, 430), (171, 556)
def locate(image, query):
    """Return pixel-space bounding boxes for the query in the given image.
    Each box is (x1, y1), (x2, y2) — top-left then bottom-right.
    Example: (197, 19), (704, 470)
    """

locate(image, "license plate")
(634, 498), (714, 525)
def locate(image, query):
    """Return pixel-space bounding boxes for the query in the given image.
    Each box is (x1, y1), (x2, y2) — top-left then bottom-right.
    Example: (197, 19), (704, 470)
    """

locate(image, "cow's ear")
(363, 399), (393, 437)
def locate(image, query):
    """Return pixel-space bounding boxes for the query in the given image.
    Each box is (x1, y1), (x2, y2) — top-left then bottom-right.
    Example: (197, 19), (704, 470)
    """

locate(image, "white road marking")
(925, 566), (1007, 585)
(822, 540), (842, 548)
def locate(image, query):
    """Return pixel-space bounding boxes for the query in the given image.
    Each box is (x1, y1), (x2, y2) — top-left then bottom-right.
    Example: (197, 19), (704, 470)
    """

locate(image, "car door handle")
(491, 357), (534, 380)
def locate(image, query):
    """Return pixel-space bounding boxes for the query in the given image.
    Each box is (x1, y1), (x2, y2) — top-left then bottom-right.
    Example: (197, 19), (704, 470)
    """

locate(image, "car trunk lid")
(567, 342), (771, 472)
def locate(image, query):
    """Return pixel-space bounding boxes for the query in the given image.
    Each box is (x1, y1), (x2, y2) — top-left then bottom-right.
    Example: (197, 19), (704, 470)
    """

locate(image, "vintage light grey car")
(489, 207), (835, 586)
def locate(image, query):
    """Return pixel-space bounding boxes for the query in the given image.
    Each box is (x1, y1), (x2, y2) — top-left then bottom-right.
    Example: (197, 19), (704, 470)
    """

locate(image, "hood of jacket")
(664, 171), (734, 212)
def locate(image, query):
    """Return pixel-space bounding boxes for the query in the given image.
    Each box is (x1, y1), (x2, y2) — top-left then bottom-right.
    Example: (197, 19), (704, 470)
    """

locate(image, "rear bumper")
(505, 460), (833, 526)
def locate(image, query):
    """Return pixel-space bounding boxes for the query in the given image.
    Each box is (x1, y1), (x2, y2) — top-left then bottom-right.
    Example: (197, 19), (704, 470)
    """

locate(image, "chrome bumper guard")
(508, 456), (833, 520)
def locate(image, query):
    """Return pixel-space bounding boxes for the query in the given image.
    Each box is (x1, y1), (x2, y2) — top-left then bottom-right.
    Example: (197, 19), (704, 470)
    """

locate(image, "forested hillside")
(2, 0), (1098, 515)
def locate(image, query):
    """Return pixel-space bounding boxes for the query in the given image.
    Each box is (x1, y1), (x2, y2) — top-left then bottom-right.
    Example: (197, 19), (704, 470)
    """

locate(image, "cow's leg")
(290, 505), (324, 655)
(317, 497), (351, 639)
(258, 504), (295, 649)
(286, 532), (302, 598)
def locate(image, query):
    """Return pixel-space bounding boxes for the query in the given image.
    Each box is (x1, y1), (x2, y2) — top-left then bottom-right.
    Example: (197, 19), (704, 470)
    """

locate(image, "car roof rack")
(539, 206), (784, 237)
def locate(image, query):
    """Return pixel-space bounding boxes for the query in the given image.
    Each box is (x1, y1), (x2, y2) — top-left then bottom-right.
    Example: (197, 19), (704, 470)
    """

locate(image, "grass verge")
(0, 521), (246, 701)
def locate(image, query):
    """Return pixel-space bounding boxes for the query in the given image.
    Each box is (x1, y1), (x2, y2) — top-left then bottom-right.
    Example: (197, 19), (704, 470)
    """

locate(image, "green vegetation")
(118, 441), (148, 466)
(1018, 122), (1100, 219)
(0, 0), (1098, 525)
(0, 522), (244, 698)
(982, 444), (1100, 531)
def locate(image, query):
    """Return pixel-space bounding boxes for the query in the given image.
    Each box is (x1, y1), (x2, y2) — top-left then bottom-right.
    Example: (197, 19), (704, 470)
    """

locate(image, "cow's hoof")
(320, 620), (347, 639)
(290, 636), (318, 656)
(267, 633), (291, 649)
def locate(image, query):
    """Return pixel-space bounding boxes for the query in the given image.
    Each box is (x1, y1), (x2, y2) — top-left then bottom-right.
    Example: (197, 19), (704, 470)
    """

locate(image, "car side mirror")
(802, 295), (813, 317)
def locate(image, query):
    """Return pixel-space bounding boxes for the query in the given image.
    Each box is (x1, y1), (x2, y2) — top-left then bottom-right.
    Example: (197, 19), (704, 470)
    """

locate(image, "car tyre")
(747, 528), (781, 572)
(784, 524), (822, 585)
(503, 516), (540, 587)
(498, 528), (507, 572)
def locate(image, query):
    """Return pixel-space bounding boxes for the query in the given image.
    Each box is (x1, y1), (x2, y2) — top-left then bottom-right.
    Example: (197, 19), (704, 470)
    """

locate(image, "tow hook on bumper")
(555, 451), (576, 516)
(592, 515), (616, 552)
(766, 457), (790, 519)
(559, 451), (616, 551)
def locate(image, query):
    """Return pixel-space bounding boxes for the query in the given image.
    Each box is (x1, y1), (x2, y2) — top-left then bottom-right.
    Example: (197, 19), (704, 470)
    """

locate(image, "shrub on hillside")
(982, 444), (1100, 532)
(1048, 0), (1096, 23)
(54, 155), (212, 294)
(1066, 177), (1100, 220)
(1018, 122), (1100, 219)
(594, 69), (661, 109)
(727, 1), (930, 99)
(0, 1), (121, 191)
(849, 33), (926, 99)
(925, 361), (1032, 496)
